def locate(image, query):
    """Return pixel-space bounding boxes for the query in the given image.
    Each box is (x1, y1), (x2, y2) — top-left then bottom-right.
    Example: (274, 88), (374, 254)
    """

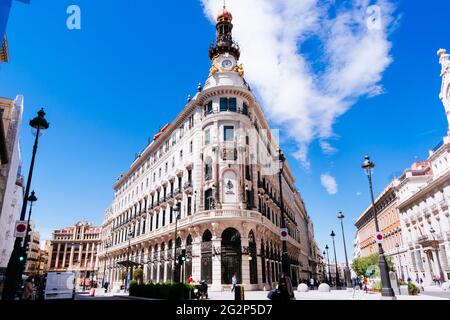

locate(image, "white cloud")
(200, 0), (396, 168)
(320, 174), (338, 195)
(356, 191), (362, 196)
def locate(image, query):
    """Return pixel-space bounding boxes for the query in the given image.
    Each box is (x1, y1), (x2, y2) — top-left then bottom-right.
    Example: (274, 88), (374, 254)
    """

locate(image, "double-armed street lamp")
(330, 231), (340, 288)
(361, 155), (396, 299)
(429, 227), (445, 283)
(2, 108), (49, 301)
(337, 211), (352, 289)
(325, 245), (332, 286)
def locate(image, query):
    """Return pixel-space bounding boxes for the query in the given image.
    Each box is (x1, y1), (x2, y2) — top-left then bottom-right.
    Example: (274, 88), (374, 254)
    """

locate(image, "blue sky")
(1, 0), (449, 263)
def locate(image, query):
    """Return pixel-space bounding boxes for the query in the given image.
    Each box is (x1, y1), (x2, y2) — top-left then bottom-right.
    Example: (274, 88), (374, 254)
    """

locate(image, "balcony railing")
(183, 181), (192, 189)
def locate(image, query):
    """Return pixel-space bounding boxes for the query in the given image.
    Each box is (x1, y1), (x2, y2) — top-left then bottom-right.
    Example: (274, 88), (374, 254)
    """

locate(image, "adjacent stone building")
(47, 222), (101, 286)
(354, 179), (404, 278)
(98, 7), (318, 292)
(354, 49), (450, 285)
(0, 95), (23, 276)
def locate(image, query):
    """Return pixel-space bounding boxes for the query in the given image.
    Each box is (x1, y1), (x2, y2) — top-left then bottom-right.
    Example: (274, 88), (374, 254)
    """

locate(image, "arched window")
(201, 230), (213, 284)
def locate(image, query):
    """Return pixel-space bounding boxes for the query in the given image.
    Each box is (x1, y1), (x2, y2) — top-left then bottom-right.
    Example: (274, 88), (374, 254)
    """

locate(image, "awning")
(117, 260), (143, 268)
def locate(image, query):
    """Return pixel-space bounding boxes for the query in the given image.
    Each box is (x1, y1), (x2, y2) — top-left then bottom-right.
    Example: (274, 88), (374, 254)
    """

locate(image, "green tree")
(133, 268), (144, 284)
(352, 253), (394, 277)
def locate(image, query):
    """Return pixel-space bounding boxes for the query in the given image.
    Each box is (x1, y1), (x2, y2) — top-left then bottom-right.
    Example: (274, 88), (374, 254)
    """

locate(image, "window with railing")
(204, 101), (213, 116)
(220, 97), (237, 112)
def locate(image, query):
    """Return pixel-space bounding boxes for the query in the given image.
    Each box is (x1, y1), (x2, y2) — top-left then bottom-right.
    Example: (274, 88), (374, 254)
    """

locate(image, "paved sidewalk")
(207, 289), (449, 300)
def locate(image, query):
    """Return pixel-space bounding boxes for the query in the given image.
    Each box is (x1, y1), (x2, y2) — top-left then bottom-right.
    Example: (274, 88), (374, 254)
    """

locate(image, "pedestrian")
(21, 276), (35, 300)
(231, 273), (237, 292)
(187, 275), (193, 284)
(277, 273), (294, 300)
(363, 276), (368, 293)
(104, 281), (109, 293)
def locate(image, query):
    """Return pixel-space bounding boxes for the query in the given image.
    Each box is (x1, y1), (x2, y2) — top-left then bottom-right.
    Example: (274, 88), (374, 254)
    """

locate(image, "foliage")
(351, 254), (394, 277)
(129, 282), (195, 300)
(408, 282), (419, 295)
(398, 280), (407, 286)
(133, 268), (144, 284)
(373, 280), (382, 291)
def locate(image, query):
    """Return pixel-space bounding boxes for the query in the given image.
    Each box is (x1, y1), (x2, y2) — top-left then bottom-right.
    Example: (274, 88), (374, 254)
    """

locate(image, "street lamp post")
(2, 108), (49, 300)
(277, 149), (292, 280)
(330, 231), (340, 288)
(172, 201), (181, 283)
(22, 191), (38, 271)
(395, 243), (405, 281)
(429, 227), (445, 283)
(102, 242), (110, 288)
(337, 211), (352, 289)
(362, 155), (396, 299)
(322, 250), (327, 283)
(125, 229), (133, 292)
(325, 245), (332, 286)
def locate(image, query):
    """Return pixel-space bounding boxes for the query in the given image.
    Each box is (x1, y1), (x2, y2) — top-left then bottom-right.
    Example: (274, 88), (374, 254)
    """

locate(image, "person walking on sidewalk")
(231, 273), (237, 292)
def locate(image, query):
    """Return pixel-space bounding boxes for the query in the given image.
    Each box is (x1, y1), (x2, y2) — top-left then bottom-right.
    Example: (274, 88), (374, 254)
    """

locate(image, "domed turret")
(217, 6), (232, 22)
(208, 6), (240, 61)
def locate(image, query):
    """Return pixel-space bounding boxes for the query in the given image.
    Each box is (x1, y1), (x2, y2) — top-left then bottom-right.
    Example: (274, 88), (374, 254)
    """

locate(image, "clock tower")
(204, 6), (246, 90)
(438, 49), (450, 135)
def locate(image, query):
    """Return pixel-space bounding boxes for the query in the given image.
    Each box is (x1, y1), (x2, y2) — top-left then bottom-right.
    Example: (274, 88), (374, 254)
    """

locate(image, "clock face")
(221, 59), (233, 69)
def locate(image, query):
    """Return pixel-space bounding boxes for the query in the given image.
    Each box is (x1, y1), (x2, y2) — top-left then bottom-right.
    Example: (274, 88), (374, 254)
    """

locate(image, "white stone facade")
(396, 49), (450, 285)
(0, 96), (23, 271)
(98, 8), (317, 292)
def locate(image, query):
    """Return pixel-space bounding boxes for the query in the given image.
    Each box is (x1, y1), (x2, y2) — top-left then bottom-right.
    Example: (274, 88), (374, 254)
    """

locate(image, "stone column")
(61, 243), (67, 268)
(241, 236), (251, 289)
(256, 240), (264, 290)
(54, 243), (61, 269)
(211, 238), (222, 291)
(143, 246), (149, 282)
(69, 244), (75, 270)
(192, 237), (202, 282)
(90, 243), (95, 270)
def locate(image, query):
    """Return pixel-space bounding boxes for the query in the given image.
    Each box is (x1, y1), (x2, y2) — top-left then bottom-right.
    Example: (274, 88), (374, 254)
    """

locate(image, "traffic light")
(178, 249), (186, 265)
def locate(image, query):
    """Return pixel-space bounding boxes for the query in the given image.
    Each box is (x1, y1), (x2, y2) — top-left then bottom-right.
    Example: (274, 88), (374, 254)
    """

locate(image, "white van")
(43, 272), (75, 300)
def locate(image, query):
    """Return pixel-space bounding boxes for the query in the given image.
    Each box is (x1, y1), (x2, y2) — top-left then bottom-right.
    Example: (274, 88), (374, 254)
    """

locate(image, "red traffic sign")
(280, 228), (288, 241)
(14, 221), (28, 238)
(375, 232), (383, 243)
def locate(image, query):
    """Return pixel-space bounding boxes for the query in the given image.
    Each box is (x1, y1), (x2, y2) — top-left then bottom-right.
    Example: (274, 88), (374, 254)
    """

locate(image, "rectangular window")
(228, 98), (237, 112)
(220, 98), (228, 112)
(187, 197), (192, 216)
(205, 101), (213, 115)
(162, 210), (166, 226)
(190, 141), (193, 153)
(205, 129), (211, 145)
(243, 103), (248, 115)
(180, 150), (183, 160)
(224, 126), (234, 141)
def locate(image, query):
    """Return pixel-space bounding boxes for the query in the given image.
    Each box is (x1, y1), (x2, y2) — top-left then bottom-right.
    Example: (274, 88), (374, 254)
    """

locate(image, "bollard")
(234, 285), (245, 300)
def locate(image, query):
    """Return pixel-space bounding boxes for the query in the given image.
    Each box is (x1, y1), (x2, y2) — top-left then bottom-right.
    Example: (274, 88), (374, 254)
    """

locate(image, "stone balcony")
(183, 181), (193, 194)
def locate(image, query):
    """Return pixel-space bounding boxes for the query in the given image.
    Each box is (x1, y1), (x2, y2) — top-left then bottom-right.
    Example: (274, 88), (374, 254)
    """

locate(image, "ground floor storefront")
(100, 219), (311, 291)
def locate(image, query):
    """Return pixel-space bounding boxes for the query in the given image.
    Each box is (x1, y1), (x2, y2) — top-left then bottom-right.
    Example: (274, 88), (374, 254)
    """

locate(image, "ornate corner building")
(98, 7), (318, 291)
